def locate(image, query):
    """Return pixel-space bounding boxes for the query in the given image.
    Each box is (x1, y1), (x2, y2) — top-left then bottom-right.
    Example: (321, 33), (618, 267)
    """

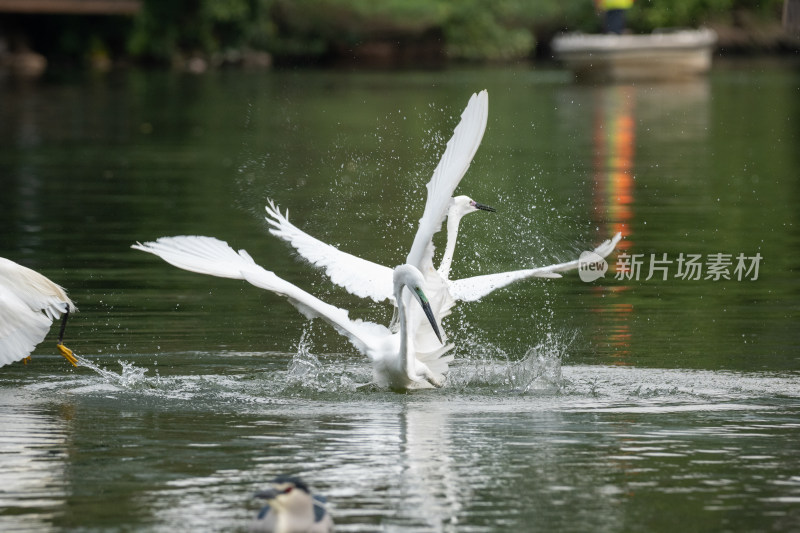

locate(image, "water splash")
(282, 329), (363, 393)
(73, 354), (152, 389)
(286, 329), (323, 381)
(448, 330), (575, 393)
(508, 332), (569, 393)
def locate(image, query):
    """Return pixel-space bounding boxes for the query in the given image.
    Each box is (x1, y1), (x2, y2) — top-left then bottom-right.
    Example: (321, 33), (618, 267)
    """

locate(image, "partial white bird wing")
(264, 200), (395, 304)
(406, 90), (489, 270)
(449, 269), (562, 303)
(262, 91), (487, 305)
(0, 285), (52, 367)
(449, 232), (622, 302)
(132, 236), (389, 359)
(0, 257), (74, 319)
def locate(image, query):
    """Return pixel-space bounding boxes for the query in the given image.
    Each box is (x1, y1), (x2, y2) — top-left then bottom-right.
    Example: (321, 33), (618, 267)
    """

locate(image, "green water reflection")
(1, 63), (799, 532)
(2, 66), (798, 369)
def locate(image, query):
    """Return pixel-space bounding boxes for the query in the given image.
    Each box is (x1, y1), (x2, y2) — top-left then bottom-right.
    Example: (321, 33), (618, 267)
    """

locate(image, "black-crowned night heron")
(0, 257), (78, 367)
(250, 476), (333, 533)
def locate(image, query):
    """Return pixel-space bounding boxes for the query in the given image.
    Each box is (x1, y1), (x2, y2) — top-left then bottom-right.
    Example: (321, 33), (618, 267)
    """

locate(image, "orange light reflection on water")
(592, 85), (636, 364)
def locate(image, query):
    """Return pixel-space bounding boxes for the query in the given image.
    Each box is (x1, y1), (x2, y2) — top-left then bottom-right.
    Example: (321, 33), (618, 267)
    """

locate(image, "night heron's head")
(252, 476), (333, 533)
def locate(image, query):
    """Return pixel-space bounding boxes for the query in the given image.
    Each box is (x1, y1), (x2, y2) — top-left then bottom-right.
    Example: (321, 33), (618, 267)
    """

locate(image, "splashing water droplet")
(73, 354), (151, 388)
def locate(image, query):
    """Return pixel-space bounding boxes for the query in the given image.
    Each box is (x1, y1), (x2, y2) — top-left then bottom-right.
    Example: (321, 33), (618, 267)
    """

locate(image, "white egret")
(250, 476), (333, 533)
(265, 194), (498, 354)
(265, 90), (494, 308)
(132, 236), (450, 389)
(0, 257), (78, 367)
(436, 195), (497, 282)
(262, 90), (495, 368)
(263, 88), (621, 341)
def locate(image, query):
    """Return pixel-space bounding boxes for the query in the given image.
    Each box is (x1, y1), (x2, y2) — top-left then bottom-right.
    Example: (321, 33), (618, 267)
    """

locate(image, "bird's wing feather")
(0, 257), (74, 319)
(449, 269), (562, 302)
(449, 232), (622, 302)
(0, 285), (52, 367)
(265, 200), (395, 304)
(132, 236), (388, 359)
(406, 90), (488, 270)
(546, 232), (622, 273)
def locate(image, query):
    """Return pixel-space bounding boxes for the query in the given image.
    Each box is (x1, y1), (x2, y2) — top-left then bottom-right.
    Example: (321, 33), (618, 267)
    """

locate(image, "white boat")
(552, 28), (717, 82)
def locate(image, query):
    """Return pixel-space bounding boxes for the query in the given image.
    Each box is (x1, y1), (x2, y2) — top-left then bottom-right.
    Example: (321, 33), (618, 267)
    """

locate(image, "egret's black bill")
(473, 202), (496, 213)
(420, 300), (443, 344)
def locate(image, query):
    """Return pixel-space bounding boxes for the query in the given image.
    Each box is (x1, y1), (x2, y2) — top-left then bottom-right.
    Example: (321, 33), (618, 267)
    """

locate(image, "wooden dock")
(0, 0), (141, 14)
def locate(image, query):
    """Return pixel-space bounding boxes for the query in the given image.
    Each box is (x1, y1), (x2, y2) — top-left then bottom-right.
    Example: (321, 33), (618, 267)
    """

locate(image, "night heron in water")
(250, 476), (333, 533)
(0, 257), (78, 367)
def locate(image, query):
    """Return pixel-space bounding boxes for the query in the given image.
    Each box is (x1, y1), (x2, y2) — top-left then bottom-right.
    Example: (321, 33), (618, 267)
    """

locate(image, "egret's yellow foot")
(23, 356), (32, 365)
(57, 344), (78, 367)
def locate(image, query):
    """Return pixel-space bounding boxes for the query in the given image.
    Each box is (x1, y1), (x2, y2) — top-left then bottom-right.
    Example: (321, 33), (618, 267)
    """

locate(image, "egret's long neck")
(437, 212), (463, 280)
(393, 283), (414, 378)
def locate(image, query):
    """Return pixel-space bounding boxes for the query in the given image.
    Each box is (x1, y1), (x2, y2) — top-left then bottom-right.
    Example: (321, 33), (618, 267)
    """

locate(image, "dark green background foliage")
(2, 0), (787, 65)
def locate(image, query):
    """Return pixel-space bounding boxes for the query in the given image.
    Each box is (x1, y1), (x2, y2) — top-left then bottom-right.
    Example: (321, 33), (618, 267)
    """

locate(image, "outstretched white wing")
(132, 236), (389, 359)
(406, 90), (489, 270)
(449, 232), (622, 302)
(264, 200), (395, 303)
(0, 285), (52, 367)
(264, 90), (488, 303)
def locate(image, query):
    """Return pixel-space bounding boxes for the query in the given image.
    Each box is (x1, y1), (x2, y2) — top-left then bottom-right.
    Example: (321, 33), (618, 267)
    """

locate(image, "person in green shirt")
(595, 0), (634, 34)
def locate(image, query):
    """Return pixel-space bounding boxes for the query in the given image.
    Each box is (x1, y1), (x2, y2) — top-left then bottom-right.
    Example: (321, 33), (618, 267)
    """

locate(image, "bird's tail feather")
(417, 343), (455, 378)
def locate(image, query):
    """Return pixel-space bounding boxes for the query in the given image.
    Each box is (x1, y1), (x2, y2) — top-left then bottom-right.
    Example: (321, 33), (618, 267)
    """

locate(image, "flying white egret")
(132, 236), (450, 389)
(263, 88), (621, 341)
(436, 195), (496, 281)
(266, 90), (498, 359)
(266, 198), (620, 321)
(251, 476), (333, 533)
(265, 90), (491, 307)
(0, 257), (78, 367)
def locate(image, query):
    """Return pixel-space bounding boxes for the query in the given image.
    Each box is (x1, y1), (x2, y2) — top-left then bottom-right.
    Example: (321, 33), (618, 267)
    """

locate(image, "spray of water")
(72, 354), (152, 388)
(447, 330), (575, 394)
(282, 328), (364, 393)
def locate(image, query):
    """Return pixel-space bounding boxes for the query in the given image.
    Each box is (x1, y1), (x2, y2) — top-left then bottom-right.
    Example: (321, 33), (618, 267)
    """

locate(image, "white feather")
(0, 257), (75, 367)
(449, 232), (623, 302)
(265, 200), (395, 304)
(406, 90), (489, 270)
(133, 236), (449, 389)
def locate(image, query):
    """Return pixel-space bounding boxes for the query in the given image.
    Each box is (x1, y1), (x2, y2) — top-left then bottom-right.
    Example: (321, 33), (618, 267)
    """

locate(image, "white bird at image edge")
(0, 257), (78, 367)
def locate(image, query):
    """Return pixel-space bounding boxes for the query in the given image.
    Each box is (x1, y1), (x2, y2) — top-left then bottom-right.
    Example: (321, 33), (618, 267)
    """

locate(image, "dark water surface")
(1, 62), (799, 531)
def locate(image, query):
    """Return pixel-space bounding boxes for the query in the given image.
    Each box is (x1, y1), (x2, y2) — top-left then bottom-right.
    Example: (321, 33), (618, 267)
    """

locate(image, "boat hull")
(552, 29), (717, 82)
